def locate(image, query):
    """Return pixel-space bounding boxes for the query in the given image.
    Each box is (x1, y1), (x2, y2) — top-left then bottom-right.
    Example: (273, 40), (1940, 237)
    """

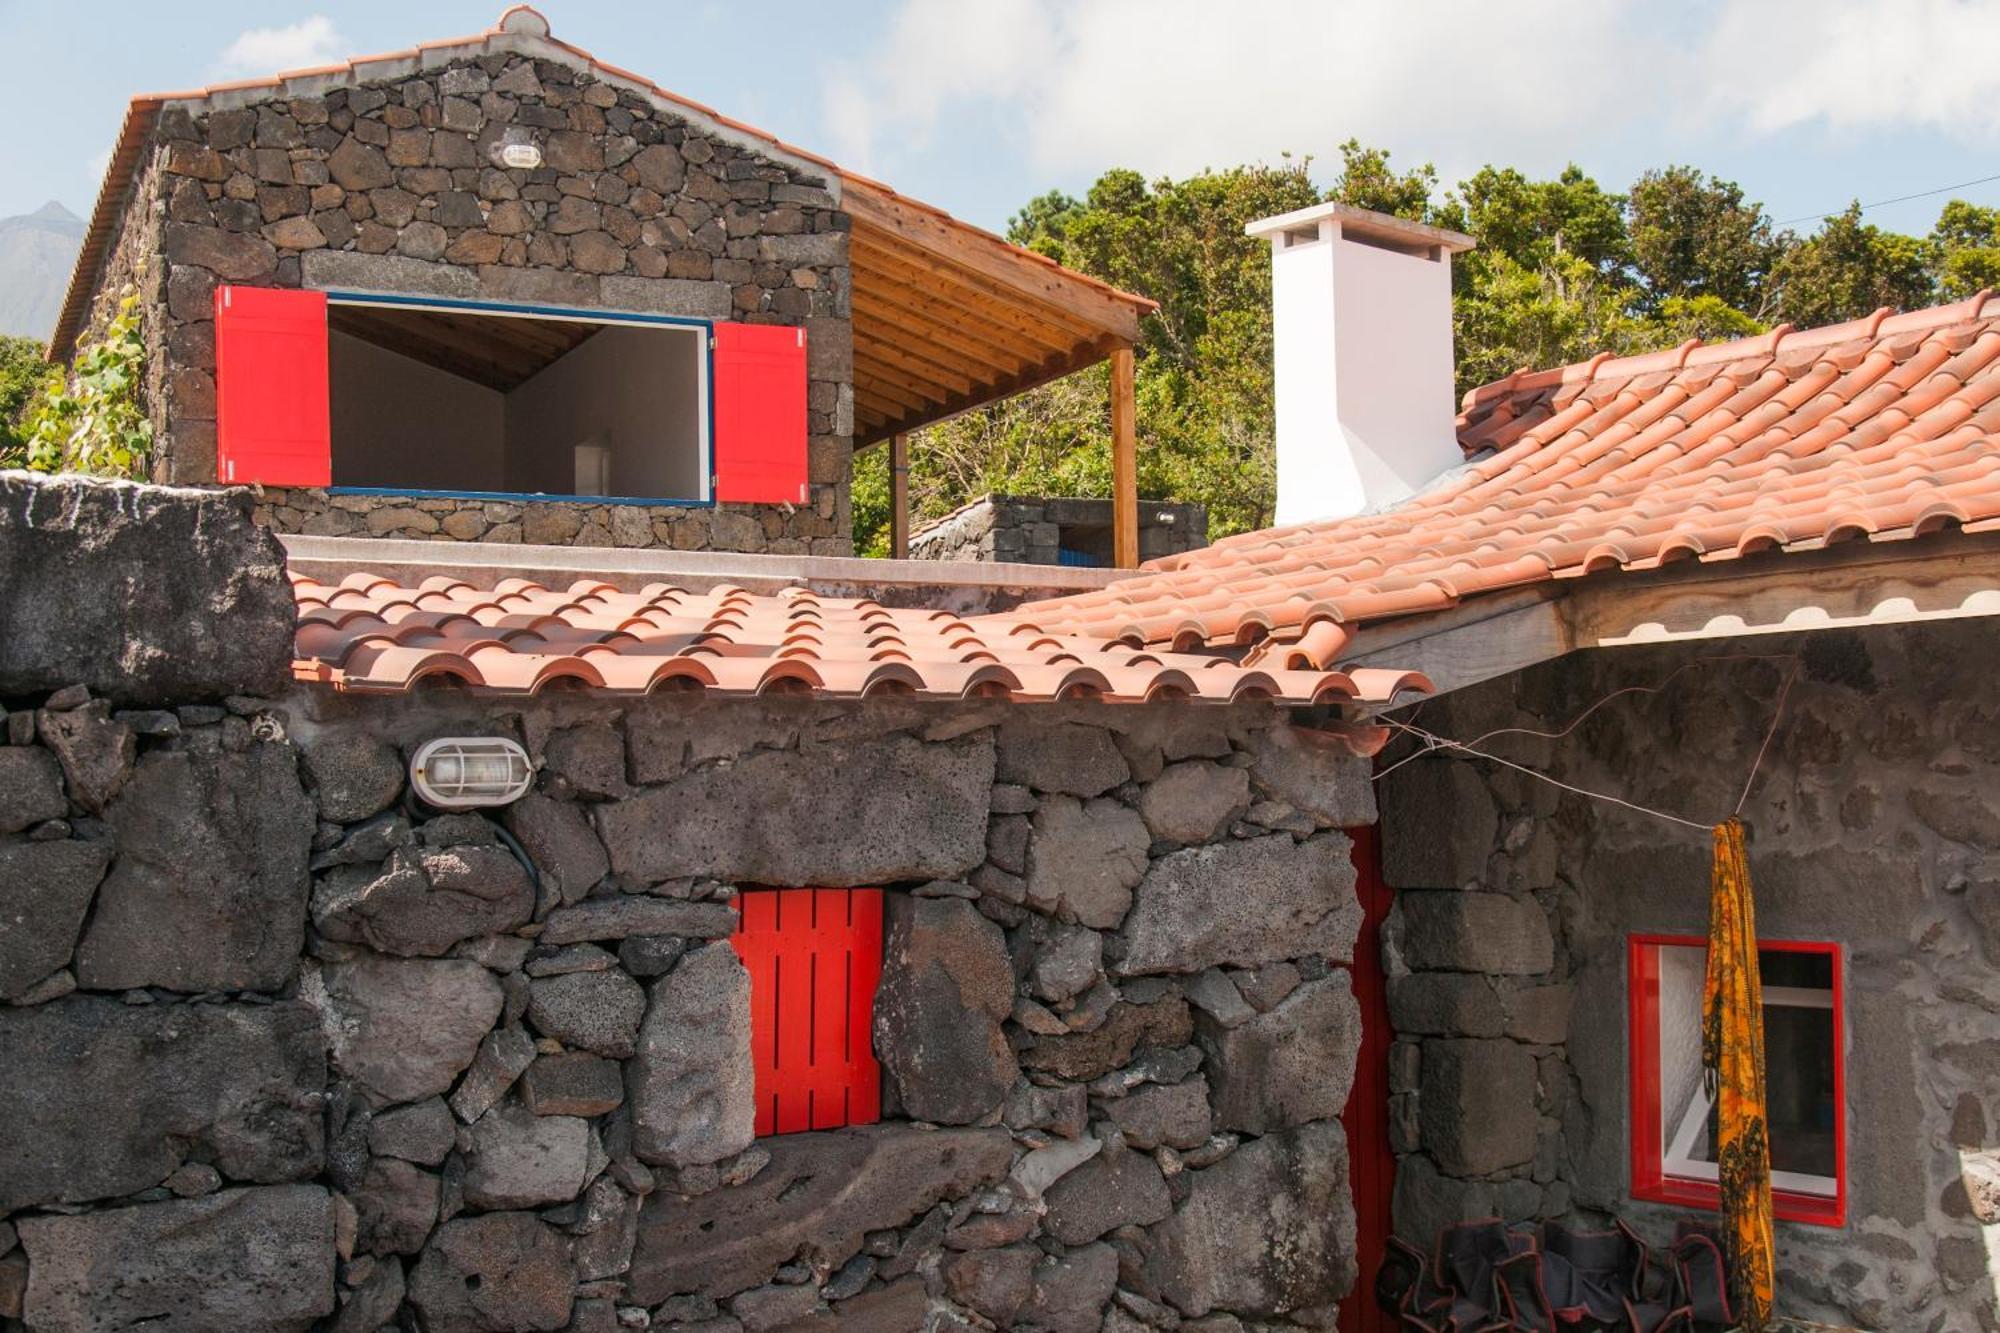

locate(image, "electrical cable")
(1778, 171), (2000, 227)
(1373, 652), (1801, 832)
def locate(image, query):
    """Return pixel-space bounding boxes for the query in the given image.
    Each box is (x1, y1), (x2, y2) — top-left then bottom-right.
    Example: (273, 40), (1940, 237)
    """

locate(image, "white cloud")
(1701, 0), (2000, 140)
(216, 16), (345, 77)
(823, 0), (2000, 203)
(821, 0), (1654, 188)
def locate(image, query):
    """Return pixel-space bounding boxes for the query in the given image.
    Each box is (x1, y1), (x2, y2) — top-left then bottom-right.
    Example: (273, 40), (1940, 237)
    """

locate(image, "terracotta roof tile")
(1019, 294), (2000, 650)
(291, 573), (1432, 708)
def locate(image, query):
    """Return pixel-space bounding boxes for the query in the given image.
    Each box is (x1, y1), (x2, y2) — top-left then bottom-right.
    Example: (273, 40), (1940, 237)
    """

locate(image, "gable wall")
(88, 47), (853, 555)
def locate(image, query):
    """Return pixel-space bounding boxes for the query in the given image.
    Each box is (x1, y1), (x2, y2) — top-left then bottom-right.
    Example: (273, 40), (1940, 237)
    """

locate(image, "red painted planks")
(731, 886), (884, 1137)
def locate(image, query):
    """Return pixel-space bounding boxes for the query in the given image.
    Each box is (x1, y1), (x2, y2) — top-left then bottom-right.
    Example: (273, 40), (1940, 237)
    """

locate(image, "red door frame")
(1339, 824), (1396, 1331)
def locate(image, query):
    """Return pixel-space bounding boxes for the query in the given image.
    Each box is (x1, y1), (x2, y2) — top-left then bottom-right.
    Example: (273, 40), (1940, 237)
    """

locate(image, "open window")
(1628, 934), (1845, 1226)
(212, 286), (808, 506)
(328, 298), (710, 502)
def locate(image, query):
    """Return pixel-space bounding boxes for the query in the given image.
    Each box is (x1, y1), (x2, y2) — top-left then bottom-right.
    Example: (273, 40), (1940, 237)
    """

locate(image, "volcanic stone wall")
(908, 496), (1210, 567)
(73, 44), (853, 555)
(1377, 625), (2000, 1332)
(0, 474), (1376, 1331)
(0, 686), (1375, 1331)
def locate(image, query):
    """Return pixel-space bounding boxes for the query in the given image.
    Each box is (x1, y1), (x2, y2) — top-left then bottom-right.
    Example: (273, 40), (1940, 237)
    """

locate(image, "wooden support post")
(889, 432), (910, 560)
(1110, 343), (1138, 569)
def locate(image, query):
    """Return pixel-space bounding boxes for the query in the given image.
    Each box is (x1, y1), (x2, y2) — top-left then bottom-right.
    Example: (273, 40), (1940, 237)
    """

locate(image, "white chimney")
(1246, 203), (1475, 525)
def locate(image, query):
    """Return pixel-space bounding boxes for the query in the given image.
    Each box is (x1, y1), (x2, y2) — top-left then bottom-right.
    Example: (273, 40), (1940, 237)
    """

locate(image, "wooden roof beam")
(851, 234), (1096, 354)
(845, 181), (1150, 343)
(853, 368), (936, 417)
(853, 335), (985, 399)
(852, 294), (1048, 376)
(856, 335), (1119, 448)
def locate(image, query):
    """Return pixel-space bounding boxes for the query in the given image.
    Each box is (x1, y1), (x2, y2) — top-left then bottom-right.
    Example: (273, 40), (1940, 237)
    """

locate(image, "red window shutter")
(711, 322), (808, 505)
(732, 887), (883, 1136)
(214, 285), (330, 486)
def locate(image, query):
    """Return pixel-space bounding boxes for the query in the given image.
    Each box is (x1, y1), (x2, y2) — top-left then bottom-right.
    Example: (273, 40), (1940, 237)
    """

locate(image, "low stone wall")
(1378, 625), (2000, 1331)
(0, 673), (1375, 1329)
(254, 486), (851, 556)
(909, 495), (1208, 566)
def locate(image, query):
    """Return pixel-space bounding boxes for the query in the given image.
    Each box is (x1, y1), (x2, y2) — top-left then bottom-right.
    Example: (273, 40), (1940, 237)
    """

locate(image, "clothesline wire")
(1736, 659), (1799, 816)
(1371, 652), (1802, 832)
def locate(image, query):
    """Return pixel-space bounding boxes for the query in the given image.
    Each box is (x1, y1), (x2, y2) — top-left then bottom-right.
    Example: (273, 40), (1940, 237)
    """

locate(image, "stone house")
(906, 496), (1209, 568)
(6, 131), (2000, 1333)
(50, 7), (1156, 564)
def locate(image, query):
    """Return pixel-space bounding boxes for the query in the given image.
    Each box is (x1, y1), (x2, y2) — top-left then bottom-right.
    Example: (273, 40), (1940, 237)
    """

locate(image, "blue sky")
(5, 0), (2000, 240)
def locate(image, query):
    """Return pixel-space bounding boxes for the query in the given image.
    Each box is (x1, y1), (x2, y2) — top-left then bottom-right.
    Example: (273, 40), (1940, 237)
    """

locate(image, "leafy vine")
(19, 290), (154, 479)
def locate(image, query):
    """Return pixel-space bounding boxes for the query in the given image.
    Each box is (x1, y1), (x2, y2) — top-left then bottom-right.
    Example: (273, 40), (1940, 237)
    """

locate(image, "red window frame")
(1627, 933), (1846, 1227)
(731, 887), (883, 1137)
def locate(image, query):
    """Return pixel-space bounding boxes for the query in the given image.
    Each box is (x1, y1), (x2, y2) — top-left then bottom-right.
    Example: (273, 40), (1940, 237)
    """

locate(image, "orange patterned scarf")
(1703, 817), (1776, 1329)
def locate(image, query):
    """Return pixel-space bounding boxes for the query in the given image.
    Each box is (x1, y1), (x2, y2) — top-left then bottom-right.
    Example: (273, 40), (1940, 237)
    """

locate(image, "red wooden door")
(731, 887), (883, 1136)
(1339, 824), (1396, 1332)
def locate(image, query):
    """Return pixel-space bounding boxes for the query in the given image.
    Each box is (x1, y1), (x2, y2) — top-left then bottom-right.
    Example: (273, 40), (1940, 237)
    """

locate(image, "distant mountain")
(0, 202), (85, 343)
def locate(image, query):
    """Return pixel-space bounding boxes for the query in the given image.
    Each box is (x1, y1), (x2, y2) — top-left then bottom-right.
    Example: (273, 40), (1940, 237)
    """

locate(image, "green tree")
(1771, 204), (1932, 327)
(1443, 164), (1642, 392)
(0, 335), (46, 464)
(1328, 139), (1436, 222)
(1927, 199), (2000, 301)
(1627, 166), (1781, 314)
(1447, 164), (1630, 277)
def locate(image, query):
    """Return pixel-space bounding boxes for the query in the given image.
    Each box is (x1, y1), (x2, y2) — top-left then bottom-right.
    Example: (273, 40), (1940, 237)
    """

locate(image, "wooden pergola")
(842, 181), (1157, 567)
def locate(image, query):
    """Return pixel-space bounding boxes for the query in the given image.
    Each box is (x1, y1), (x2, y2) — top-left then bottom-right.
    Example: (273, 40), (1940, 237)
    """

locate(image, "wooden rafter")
(853, 285), (1054, 368)
(853, 335), (1116, 449)
(848, 232), (1096, 352)
(846, 181), (1148, 342)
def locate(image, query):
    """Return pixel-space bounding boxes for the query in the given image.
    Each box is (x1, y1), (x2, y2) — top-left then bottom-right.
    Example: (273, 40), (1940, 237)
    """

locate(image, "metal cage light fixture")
(409, 737), (535, 810)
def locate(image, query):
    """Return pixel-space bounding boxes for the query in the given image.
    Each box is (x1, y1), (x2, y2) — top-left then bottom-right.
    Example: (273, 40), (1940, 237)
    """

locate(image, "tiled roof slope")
(1019, 294), (2000, 659)
(291, 573), (1430, 707)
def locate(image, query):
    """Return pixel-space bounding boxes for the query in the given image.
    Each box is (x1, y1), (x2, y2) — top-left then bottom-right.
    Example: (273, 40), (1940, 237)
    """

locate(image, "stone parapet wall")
(0, 666), (1377, 1328)
(910, 495), (1209, 566)
(1378, 625), (2000, 1331)
(253, 486), (849, 555)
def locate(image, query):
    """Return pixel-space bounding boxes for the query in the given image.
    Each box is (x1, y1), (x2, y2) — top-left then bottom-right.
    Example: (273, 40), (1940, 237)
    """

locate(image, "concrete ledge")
(280, 535), (1128, 613)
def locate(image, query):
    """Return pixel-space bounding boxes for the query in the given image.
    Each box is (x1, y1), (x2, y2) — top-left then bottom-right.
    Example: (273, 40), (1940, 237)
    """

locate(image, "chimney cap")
(1246, 202), (1475, 256)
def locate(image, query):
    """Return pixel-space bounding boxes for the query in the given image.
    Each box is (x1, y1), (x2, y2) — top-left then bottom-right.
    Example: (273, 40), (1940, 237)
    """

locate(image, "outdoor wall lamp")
(492, 128), (543, 170)
(409, 737), (535, 810)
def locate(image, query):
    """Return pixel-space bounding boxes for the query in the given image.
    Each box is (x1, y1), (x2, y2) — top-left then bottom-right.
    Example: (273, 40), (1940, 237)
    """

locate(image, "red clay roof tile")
(1018, 294), (2000, 649)
(290, 573), (1432, 709)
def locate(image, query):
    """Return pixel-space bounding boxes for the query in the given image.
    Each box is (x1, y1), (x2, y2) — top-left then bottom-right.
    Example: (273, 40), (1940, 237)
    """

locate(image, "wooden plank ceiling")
(330, 304), (599, 392)
(843, 182), (1156, 447)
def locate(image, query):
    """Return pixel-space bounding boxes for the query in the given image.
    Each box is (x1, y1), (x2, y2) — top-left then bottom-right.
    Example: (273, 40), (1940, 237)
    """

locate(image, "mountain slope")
(0, 202), (84, 342)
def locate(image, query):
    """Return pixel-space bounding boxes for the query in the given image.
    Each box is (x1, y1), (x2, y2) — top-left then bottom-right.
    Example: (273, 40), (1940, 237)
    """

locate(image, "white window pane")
(1653, 943), (1838, 1197)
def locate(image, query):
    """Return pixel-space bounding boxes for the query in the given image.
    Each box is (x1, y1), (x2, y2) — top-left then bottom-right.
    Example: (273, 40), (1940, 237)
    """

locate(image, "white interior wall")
(329, 330), (505, 490)
(1658, 943), (1705, 1149)
(503, 325), (704, 499)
